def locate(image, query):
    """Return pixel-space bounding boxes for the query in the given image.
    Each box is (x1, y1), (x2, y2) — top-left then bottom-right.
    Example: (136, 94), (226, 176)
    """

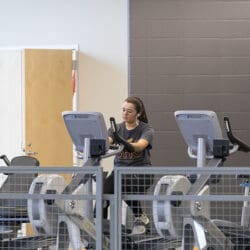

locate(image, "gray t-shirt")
(108, 121), (154, 166)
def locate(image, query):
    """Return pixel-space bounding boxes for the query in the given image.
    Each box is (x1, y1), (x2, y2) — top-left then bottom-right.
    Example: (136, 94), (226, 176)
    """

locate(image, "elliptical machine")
(27, 111), (120, 250)
(153, 110), (250, 250)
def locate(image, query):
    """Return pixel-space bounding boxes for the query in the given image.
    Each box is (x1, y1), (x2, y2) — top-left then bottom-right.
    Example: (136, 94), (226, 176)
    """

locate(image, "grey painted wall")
(129, 0), (250, 167)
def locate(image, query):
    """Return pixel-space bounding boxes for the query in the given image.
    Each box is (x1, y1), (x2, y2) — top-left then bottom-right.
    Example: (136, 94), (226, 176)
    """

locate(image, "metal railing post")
(114, 167), (122, 250)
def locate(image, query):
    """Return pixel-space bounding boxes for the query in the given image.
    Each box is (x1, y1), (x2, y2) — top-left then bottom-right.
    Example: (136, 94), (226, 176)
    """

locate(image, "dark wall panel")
(129, 0), (250, 166)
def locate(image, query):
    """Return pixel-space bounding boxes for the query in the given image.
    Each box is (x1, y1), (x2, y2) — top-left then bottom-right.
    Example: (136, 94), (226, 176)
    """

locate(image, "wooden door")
(25, 49), (73, 167)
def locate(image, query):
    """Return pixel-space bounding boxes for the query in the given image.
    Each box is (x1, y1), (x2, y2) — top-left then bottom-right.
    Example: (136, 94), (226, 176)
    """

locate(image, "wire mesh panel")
(113, 167), (250, 250)
(121, 173), (162, 249)
(2, 165), (250, 249)
(0, 166), (104, 250)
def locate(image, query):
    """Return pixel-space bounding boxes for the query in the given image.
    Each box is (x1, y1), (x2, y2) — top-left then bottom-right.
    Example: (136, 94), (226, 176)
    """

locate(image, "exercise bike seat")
(0, 156), (39, 220)
(10, 156), (39, 167)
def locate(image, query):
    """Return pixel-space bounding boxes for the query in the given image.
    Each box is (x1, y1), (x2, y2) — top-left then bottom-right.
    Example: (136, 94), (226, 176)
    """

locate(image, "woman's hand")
(112, 131), (135, 153)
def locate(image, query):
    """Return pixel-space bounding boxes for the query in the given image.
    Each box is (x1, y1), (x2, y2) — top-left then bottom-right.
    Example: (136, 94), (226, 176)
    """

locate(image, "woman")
(103, 96), (154, 235)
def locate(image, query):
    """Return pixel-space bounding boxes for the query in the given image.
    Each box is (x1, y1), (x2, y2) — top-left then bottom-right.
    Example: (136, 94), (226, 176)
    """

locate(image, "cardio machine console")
(175, 110), (223, 159)
(62, 111), (110, 153)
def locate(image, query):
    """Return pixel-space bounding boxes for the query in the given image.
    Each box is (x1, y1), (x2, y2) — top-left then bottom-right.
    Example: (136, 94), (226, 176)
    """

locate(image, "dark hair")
(124, 96), (148, 123)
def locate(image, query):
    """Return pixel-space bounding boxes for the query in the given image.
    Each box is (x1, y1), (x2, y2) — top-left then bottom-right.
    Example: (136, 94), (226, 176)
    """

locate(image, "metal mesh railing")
(113, 166), (250, 250)
(0, 166), (104, 250)
(0, 166), (250, 249)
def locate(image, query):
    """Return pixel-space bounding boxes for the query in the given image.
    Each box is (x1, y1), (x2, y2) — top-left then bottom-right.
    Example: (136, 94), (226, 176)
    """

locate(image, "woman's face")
(122, 101), (138, 123)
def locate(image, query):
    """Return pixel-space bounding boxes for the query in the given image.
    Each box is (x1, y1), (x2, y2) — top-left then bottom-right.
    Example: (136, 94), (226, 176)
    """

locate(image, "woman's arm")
(109, 135), (149, 152)
(109, 136), (113, 144)
(130, 138), (149, 152)
(109, 127), (152, 153)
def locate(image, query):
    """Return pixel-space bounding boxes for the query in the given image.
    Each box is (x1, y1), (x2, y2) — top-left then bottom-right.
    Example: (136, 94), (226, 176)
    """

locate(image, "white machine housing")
(28, 174), (67, 235)
(153, 175), (191, 238)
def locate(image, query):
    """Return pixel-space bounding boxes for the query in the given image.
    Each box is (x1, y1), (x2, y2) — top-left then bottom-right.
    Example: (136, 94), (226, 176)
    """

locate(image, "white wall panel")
(0, 50), (23, 160)
(0, 0), (128, 169)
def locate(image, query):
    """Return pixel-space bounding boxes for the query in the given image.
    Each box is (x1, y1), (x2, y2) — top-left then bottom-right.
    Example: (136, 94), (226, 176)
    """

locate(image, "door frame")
(20, 45), (79, 154)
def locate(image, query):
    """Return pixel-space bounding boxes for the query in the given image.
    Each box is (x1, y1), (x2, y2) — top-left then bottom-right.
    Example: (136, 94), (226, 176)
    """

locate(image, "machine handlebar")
(224, 117), (250, 153)
(0, 155), (10, 166)
(110, 117), (118, 133)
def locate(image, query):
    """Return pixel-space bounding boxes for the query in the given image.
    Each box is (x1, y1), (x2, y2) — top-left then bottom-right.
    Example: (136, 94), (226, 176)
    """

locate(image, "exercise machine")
(153, 110), (230, 249)
(27, 111), (118, 250)
(0, 113), (113, 250)
(153, 110), (250, 250)
(0, 154), (46, 248)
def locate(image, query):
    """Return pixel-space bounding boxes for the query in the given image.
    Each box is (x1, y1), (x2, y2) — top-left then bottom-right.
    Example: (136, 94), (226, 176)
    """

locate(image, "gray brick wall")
(129, 0), (250, 167)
